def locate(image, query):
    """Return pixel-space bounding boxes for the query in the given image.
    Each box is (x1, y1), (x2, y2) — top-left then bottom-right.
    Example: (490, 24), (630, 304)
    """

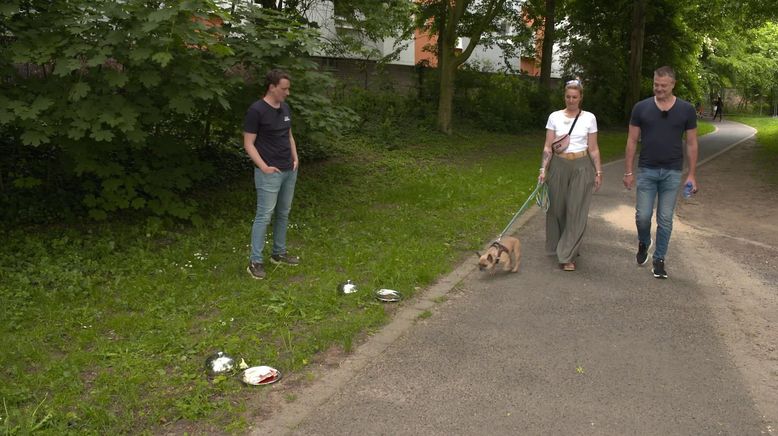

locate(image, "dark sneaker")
(652, 258), (668, 279)
(247, 261), (265, 279)
(636, 240), (652, 265)
(270, 253), (300, 266)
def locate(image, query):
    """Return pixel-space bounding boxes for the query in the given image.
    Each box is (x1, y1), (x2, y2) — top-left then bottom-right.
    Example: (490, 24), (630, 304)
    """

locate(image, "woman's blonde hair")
(565, 79), (583, 94)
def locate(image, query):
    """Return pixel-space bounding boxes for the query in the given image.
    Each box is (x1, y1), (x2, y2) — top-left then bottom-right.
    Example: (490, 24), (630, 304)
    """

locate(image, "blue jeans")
(250, 168), (297, 263)
(635, 167), (682, 260)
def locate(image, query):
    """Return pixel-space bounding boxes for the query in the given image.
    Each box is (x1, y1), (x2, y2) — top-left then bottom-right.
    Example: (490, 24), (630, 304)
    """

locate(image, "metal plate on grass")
(240, 366), (281, 386)
(375, 289), (402, 302)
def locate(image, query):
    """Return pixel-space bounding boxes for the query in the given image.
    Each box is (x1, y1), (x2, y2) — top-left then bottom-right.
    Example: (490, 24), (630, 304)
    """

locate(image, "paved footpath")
(252, 121), (774, 435)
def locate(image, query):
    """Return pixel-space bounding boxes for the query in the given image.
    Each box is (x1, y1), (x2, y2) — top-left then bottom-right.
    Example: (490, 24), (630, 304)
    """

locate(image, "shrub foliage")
(0, 0), (356, 223)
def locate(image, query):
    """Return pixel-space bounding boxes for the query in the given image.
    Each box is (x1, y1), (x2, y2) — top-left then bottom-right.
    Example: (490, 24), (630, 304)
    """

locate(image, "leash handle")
(497, 181), (547, 240)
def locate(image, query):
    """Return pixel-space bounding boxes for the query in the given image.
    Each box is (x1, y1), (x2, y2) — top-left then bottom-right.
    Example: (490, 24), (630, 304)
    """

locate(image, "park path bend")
(252, 120), (777, 436)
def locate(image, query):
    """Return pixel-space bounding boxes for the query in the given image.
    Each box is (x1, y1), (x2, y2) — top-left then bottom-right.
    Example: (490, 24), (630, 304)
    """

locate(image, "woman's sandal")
(562, 262), (576, 271)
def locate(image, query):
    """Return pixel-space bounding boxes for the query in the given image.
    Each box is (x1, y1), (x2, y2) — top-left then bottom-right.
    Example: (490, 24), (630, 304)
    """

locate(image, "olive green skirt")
(545, 154), (595, 264)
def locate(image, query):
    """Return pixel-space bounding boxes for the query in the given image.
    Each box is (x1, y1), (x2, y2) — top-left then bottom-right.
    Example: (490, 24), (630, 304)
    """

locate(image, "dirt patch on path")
(678, 136), (778, 252)
(675, 135), (778, 429)
(676, 134), (778, 287)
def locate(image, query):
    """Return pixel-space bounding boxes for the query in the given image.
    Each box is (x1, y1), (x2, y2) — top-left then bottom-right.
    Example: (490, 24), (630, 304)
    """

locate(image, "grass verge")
(728, 115), (778, 184)
(697, 120), (715, 137)
(1, 127), (628, 433)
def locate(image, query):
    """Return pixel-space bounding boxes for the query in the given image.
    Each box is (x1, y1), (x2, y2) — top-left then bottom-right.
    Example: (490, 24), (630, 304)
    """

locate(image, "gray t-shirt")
(630, 97), (697, 170)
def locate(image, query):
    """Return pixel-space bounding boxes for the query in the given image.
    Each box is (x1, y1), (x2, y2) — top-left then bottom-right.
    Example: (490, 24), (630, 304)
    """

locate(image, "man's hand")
(623, 173), (635, 190)
(686, 176), (698, 193)
(260, 164), (280, 174)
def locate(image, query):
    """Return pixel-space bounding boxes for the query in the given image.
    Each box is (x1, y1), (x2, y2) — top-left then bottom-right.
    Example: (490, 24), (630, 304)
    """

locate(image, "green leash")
(497, 182), (548, 241)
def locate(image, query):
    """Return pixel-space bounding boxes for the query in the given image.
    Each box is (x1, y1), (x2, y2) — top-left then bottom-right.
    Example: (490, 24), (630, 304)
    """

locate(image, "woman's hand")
(594, 172), (602, 192)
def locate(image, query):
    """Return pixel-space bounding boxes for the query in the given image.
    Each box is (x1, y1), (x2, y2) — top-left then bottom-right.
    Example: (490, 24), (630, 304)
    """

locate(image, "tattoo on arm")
(541, 150), (551, 169)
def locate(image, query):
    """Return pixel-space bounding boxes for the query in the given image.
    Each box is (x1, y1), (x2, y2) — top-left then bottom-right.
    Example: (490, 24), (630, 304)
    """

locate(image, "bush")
(0, 2), (355, 224)
(334, 85), (433, 148)
(419, 65), (557, 133)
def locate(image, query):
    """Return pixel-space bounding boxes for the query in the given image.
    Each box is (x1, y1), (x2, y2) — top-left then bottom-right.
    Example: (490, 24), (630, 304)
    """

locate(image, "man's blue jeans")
(635, 167), (682, 261)
(250, 168), (297, 263)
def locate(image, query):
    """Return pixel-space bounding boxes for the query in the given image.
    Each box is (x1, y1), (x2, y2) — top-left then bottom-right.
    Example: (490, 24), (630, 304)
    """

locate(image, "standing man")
(623, 66), (698, 279)
(244, 69), (300, 279)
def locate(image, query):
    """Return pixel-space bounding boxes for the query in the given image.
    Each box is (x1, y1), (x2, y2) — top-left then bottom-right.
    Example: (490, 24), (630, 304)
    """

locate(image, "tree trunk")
(624, 0), (647, 121)
(437, 57), (456, 134)
(539, 0), (556, 88)
(433, 0), (503, 134)
(436, 0), (461, 134)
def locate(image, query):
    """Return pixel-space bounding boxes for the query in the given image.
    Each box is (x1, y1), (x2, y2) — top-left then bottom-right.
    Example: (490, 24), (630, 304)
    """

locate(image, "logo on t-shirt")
(284, 116), (290, 122)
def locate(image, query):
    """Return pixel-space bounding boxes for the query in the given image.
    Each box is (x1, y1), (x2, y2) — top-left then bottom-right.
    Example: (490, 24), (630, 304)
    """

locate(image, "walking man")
(712, 95), (723, 122)
(244, 69), (300, 279)
(623, 66), (698, 279)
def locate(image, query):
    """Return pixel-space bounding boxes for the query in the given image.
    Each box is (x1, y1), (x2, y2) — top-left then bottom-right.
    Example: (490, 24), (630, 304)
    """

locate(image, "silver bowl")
(205, 351), (235, 375)
(338, 280), (358, 294)
(375, 289), (402, 302)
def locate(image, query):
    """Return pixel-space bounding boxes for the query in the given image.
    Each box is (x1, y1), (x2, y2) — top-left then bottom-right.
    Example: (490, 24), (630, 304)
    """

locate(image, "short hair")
(654, 66), (676, 80)
(565, 79), (583, 94)
(264, 69), (291, 94)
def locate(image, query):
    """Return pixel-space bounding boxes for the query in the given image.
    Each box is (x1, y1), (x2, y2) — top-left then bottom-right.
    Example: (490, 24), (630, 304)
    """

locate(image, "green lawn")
(2, 127), (630, 433)
(728, 115), (778, 184)
(697, 119), (715, 136)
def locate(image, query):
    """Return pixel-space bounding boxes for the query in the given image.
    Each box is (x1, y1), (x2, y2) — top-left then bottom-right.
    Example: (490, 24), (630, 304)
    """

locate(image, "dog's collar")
(490, 241), (509, 263)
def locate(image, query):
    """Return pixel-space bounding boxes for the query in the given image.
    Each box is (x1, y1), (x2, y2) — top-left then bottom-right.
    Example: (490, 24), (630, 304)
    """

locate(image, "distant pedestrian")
(712, 96), (723, 121)
(243, 69), (301, 279)
(538, 79), (603, 272)
(623, 66), (699, 279)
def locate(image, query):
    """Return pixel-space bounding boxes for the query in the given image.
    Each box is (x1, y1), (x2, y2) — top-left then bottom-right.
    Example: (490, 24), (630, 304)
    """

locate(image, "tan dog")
(477, 236), (522, 273)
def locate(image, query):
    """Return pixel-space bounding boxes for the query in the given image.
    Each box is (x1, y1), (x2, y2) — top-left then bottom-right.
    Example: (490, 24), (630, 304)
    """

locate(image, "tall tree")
(702, 21), (778, 112)
(624, 0), (647, 120)
(521, 0), (568, 87)
(560, 0), (775, 123)
(561, 0), (632, 124)
(539, 0), (557, 88)
(417, 0), (527, 134)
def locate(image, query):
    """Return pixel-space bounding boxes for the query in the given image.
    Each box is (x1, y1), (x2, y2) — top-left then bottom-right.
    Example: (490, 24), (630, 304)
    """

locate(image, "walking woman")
(538, 80), (603, 271)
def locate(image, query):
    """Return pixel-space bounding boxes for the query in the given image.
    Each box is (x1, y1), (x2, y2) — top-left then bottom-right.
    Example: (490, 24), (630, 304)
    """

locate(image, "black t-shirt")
(630, 97), (697, 170)
(243, 99), (293, 170)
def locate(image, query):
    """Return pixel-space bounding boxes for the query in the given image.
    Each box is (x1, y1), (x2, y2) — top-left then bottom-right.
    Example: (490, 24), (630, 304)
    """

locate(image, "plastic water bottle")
(682, 181), (693, 199)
